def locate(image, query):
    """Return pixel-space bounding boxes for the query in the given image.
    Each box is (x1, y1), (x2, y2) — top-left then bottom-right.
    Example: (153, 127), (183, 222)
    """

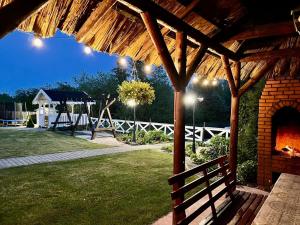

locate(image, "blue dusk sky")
(0, 31), (118, 95)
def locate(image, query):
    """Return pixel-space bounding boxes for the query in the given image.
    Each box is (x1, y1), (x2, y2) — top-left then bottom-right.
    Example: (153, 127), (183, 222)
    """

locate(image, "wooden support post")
(140, 12), (206, 225)
(0, 0), (50, 39)
(222, 57), (240, 181)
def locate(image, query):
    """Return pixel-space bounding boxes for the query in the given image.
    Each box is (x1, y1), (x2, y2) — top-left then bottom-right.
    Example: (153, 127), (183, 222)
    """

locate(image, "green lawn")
(0, 150), (173, 225)
(0, 129), (107, 158)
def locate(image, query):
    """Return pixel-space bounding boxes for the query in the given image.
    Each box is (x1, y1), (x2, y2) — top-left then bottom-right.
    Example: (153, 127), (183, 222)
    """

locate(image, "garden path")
(0, 143), (167, 169)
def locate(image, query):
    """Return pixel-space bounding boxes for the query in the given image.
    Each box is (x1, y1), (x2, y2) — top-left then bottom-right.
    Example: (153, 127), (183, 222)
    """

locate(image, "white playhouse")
(32, 89), (95, 128)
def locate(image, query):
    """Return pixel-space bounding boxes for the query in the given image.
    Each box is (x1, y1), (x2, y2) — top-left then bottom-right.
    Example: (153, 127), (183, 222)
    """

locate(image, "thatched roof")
(1, 0), (300, 80)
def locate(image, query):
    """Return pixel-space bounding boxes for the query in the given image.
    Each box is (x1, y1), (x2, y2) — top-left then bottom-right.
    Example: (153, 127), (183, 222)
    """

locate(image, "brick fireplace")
(257, 78), (300, 190)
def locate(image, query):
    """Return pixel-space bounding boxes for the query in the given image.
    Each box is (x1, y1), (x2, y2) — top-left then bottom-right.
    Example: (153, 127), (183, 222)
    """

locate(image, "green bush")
(117, 130), (170, 145)
(26, 115), (35, 128)
(237, 160), (257, 184)
(208, 136), (229, 156)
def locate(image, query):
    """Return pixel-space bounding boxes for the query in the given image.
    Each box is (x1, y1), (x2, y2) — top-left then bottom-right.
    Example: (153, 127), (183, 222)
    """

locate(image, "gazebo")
(1, 0), (300, 224)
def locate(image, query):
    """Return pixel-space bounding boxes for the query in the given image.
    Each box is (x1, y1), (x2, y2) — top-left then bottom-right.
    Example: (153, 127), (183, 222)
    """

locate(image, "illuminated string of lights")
(30, 36), (152, 75)
(191, 75), (219, 87)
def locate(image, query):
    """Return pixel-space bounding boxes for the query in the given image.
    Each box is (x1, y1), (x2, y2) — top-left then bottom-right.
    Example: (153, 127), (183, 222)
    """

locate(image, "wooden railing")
(168, 155), (235, 225)
(56, 114), (230, 142)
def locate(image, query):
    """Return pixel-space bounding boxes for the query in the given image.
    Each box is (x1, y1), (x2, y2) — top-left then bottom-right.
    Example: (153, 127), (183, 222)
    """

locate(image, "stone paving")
(0, 143), (167, 169)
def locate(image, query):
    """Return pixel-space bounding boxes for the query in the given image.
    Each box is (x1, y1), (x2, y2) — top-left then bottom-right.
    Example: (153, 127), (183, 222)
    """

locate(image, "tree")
(0, 93), (14, 103)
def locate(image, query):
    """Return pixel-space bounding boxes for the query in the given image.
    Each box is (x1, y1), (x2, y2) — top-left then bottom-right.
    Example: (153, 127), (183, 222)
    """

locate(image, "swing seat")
(51, 121), (73, 125)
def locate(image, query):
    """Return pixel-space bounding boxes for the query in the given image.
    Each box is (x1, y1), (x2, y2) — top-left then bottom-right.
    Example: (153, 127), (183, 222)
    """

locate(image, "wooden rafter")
(117, 0), (239, 61)
(185, 44), (207, 84)
(229, 21), (296, 42)
(141, 12), (179, 88)
(238, 60), (277, 97)
(240, 48), (300, 62)
(0, 0), (50, 39)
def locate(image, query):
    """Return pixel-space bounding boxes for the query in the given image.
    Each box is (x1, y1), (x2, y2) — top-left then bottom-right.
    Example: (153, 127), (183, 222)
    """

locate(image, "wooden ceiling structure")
(1, 1), (300, 224)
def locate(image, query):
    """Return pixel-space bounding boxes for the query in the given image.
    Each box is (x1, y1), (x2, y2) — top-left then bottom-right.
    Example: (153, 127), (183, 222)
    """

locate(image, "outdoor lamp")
(183, 93), (197, 106)
(32, 37), (43, 48)
(127, 99), (137, 143)
(127, 99), (137, 107)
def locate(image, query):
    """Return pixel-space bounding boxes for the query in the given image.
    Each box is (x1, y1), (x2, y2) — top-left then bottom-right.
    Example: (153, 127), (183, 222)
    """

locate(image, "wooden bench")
(168, 155), (267, 225)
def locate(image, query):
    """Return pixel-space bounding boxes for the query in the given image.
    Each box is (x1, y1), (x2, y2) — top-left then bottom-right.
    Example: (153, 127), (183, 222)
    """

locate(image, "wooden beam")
(0, 0), (50, 39)
(185, 44), (207, 84)
(175, 32), (187, 82)
(117, 0), (239, 61)
(229, 21), (296, 41)
(221, 56), (238, 96)
(240, 48), (300, 62)
(238, 60), (277, 97)
(140, 12), (179, 88)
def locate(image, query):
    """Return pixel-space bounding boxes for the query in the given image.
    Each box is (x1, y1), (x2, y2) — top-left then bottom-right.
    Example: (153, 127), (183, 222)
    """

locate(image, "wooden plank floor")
(213, 191), (268, 225)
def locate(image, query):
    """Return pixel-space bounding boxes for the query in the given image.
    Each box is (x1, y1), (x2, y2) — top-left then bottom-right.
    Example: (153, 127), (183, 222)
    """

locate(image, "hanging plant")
(118, 80), (155, 105)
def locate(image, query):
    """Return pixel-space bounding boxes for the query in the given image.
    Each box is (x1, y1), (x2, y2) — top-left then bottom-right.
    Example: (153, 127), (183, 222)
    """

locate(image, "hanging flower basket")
(118, 80), (155, 105)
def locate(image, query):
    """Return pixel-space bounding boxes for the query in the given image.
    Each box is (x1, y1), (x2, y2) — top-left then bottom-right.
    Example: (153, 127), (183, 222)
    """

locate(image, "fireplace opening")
(272, 107), (300, 157)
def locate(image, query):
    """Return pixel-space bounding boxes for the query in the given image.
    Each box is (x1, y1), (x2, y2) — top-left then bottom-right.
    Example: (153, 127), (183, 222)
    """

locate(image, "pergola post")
(221, 56), (241, 181)
(140, 12), (208, 224)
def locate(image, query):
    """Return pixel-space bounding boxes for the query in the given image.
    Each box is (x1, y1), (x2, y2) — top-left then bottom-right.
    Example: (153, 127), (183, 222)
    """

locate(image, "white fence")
(57, 113), (230, 142)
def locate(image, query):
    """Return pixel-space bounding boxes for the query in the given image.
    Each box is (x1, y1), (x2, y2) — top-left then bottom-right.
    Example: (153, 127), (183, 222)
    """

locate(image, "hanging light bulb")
(83, 46), (92, 55)
(144, 64), (152, 74)
(32, 37), (43, 48)
(202, 79), (209, 86)
(118, 57), (127, 68)
(212, 79), (218, 86)
(192, 76), (199, 84)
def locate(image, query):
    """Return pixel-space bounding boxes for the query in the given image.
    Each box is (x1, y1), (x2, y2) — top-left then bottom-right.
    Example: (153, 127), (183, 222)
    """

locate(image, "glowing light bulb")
(127, 99), (137, 107)
(83, 46), (92, 55)
(183, 93), (197, 106)
(212, 79), (218, 86)
(144, 64), (152, 74)
(192, 76), (199, 84)
(202, 79), (209, 86)
(32, 37), (43, 48)
(119, 57), (127, 68)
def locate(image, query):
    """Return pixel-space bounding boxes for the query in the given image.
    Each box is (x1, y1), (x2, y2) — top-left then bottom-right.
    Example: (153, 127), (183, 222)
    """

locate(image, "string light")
(32, 37), (43, 48)
(144, 64), (152, 74)
(202, 79), (209, 86)
(118, 57), (128, 68)
(83, 46), (92, 55)
(192, 76), (199, 84)
(212, 79), (218, 86)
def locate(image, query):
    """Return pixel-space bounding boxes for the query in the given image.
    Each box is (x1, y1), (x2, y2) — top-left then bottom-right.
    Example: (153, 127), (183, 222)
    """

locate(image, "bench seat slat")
(177, 181), (236, 225)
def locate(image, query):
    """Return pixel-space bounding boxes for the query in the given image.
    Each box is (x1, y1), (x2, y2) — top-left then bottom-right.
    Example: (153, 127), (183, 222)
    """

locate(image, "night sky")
(0, 31), (117, 95)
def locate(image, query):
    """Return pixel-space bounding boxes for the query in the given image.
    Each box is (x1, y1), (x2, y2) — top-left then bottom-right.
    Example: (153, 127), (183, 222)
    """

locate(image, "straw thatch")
(1, 0), (300, 80)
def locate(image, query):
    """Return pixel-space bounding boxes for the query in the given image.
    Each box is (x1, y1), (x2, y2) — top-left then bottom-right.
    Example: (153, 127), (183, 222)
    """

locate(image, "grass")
(0, 129), (107, 158)
(0, 150), (173, 225)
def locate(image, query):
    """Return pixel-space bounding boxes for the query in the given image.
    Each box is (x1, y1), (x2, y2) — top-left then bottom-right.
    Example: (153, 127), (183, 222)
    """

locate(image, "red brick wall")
(257, 78), (300, 190)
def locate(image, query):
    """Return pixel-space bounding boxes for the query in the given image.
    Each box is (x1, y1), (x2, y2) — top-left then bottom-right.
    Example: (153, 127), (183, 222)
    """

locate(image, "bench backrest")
(168, 155), (235, 225)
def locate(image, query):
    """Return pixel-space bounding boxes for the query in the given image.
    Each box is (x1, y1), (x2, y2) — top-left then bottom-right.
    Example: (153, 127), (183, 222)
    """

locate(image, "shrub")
(208, 136), (229, 156)
(26, 115), (35, 128)
(117, 130), (170, 145)
(237, 160), (257, 184)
